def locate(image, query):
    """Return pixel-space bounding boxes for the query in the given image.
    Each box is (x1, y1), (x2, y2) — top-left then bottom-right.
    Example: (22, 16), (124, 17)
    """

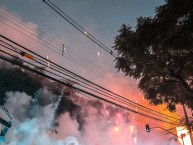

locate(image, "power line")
(1, 40), (166, 121)
(0, 50), (181, 126)
(0, 36), (181, 122)
(0, 35), (181, 122)
(42, 0), (117, 58)
(0, 35), (181, 125)
(0, 7), (139, 95)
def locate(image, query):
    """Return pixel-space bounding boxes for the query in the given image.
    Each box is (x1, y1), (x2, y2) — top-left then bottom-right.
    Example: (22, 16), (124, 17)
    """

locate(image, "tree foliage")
(113, 0), (193, 111)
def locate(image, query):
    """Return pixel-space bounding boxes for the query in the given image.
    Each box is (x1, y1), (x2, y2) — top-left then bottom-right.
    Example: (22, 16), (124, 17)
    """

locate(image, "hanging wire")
(0, 8), (137, 94)
(0, 38), (181, 123)
(43, 0), (117, 58)
(0, 35), (182, 126)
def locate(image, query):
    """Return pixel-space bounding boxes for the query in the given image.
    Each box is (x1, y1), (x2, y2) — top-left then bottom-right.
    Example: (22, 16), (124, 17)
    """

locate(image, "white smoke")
(3, 91), (55, 145)
(1, 91), (181, 145)
(58, 136), (79, 145)
(2, 91), (83, 145)
(4, 91), (31, 124)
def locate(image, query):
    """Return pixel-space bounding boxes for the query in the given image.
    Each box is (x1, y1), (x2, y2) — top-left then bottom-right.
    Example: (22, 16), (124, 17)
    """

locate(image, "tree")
(113, 0), (193, 112)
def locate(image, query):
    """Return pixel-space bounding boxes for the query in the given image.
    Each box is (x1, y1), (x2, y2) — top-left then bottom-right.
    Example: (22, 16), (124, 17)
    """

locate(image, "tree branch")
(175, 74), (193, 95)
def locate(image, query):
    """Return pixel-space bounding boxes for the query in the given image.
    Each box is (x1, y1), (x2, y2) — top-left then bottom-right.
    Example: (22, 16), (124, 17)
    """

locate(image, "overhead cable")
(0, 35), (181, 125)
(42, 0), (117, 58)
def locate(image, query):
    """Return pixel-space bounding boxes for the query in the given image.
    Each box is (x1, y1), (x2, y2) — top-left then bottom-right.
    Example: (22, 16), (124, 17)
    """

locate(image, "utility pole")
(183, 104), (193, 145)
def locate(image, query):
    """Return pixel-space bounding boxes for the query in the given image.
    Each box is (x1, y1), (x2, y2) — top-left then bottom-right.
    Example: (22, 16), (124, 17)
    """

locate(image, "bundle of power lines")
(42, 0), (117, 58)
(0, 35), (181, 128)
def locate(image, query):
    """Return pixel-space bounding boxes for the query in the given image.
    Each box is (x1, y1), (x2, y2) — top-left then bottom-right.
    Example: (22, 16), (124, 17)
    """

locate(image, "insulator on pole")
(20, 52), (33, 60)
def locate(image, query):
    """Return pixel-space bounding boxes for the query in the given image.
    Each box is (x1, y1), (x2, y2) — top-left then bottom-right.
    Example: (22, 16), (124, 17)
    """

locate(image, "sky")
(0, 0), (167, 102)
(0, 0), (190, 144)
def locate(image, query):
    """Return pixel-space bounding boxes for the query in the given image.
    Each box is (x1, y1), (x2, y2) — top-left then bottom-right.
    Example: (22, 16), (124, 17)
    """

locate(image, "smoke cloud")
(0, 91), (181, 145)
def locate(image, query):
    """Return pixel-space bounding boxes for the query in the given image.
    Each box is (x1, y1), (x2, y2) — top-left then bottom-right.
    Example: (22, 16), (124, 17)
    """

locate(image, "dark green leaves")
(113, 0), (193, 112)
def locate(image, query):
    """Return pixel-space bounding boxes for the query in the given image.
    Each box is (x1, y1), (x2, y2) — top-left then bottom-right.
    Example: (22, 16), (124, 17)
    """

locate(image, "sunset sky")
(0, 0), (189, 144)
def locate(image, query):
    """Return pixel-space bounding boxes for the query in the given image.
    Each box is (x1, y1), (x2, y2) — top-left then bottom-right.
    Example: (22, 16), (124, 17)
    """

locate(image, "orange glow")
(22, 52), (33, 60)
(114, 127), (119, 132)
(130, 126), (134, 132)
